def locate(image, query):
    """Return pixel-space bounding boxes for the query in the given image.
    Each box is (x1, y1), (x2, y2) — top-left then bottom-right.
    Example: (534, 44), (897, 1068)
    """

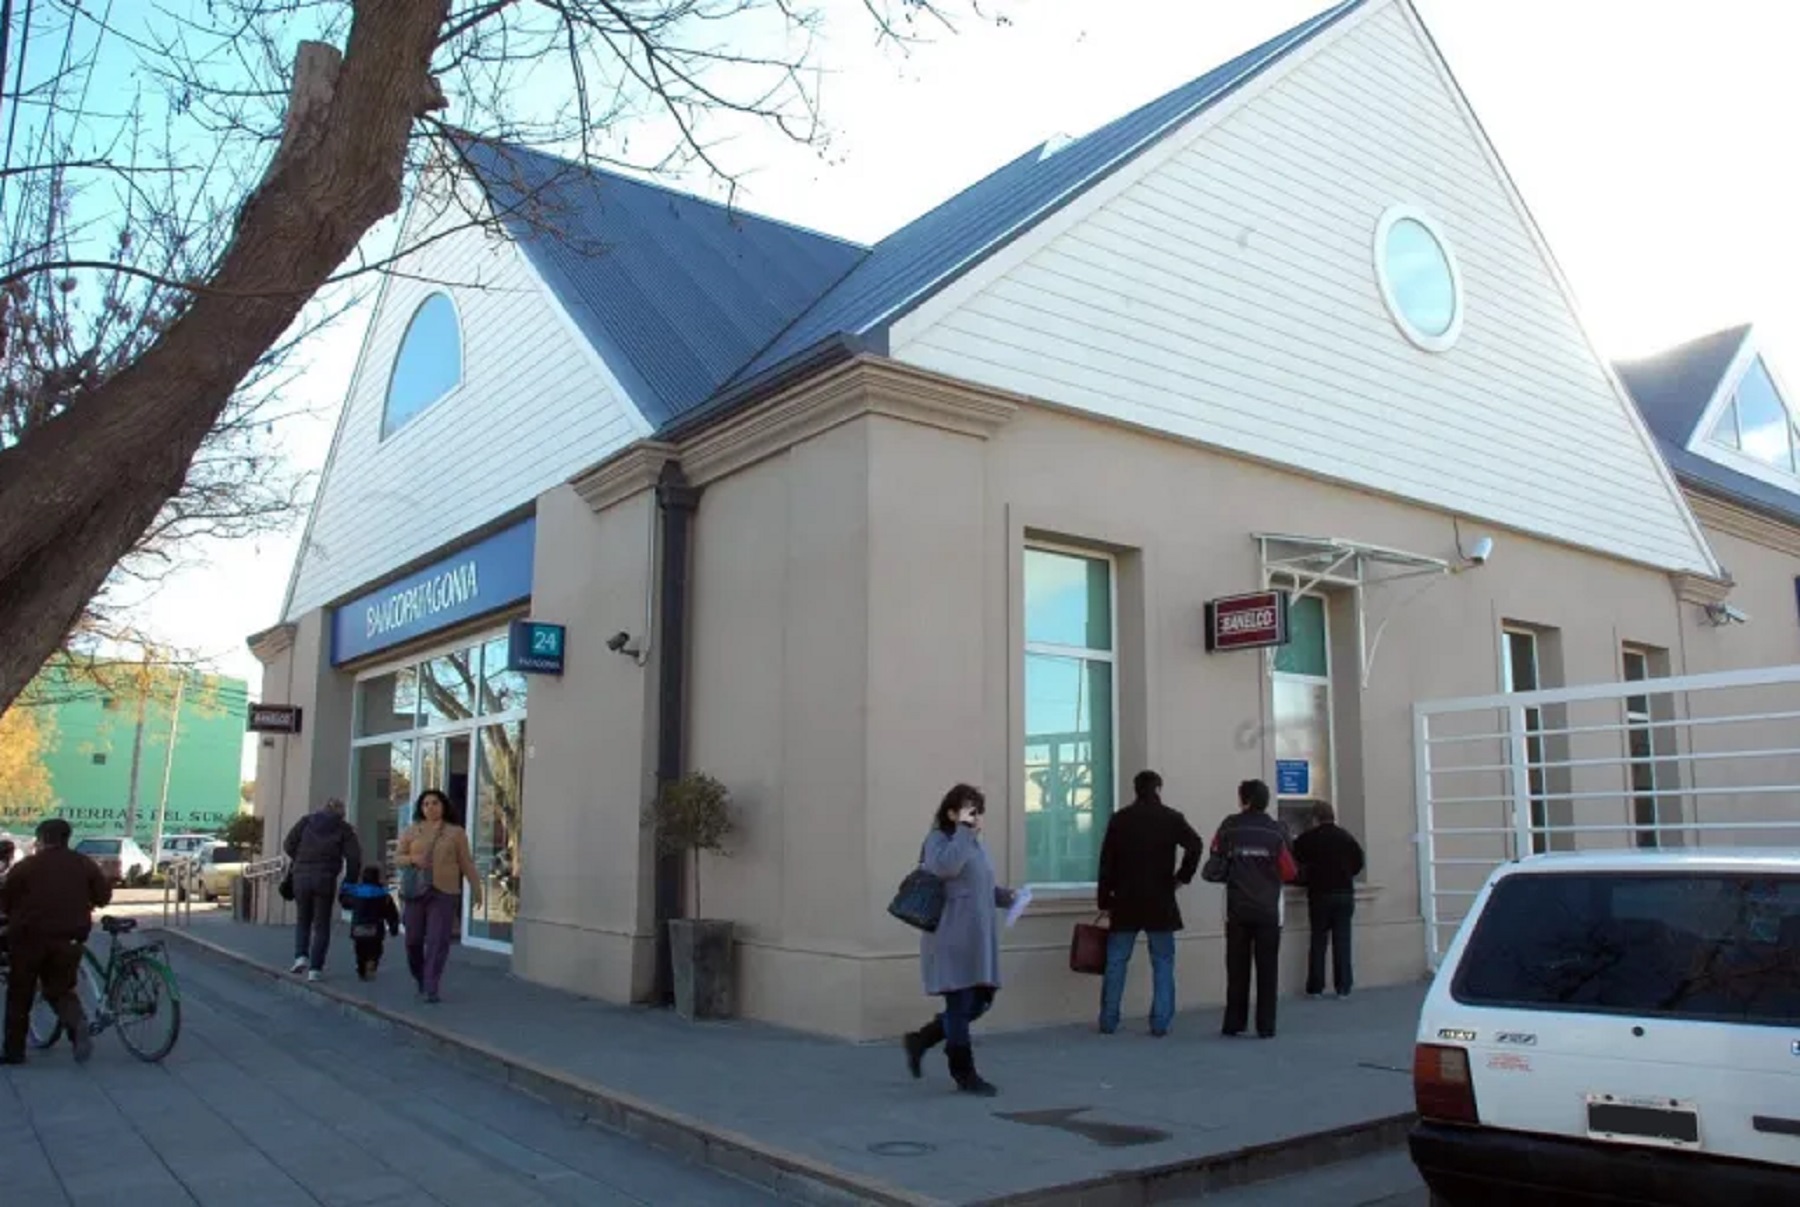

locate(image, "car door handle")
(1752, 1116), (1800, 1137)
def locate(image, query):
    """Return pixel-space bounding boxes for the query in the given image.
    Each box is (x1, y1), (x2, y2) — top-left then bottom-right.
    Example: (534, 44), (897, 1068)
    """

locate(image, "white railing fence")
(1414, 663), (1800, 969)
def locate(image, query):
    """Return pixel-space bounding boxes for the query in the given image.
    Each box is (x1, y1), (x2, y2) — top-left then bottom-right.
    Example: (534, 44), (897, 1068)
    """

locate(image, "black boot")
(904, 1019), (945, 1079)
(946, 1043), (997, 1096)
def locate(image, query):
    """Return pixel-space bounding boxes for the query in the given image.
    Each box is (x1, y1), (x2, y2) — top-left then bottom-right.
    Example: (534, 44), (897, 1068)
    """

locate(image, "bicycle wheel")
(27, 947), (103, 1050)
(108, 955), (181, 1063)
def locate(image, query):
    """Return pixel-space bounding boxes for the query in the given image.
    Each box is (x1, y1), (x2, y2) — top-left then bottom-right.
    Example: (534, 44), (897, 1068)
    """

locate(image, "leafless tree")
(0, 0), (1009, 714)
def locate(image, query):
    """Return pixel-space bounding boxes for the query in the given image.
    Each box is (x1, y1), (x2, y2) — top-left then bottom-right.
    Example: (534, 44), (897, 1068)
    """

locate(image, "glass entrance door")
(468, 720), (525, 948)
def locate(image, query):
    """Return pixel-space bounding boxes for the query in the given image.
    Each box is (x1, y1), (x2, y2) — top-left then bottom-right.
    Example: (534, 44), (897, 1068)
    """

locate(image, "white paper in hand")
(1004, 885), (1034, 928)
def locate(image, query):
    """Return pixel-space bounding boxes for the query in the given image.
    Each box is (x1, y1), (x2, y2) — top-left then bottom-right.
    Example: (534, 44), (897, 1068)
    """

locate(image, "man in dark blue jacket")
(283, 797), (362, 981)
(1209, 779), (1297, 1038)
(1293, 801), (1365, 999)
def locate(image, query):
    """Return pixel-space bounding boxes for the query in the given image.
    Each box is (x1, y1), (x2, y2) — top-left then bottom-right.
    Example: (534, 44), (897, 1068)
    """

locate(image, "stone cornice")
(678, 355), (1020, 488)
(572, 440), (679, 514)
(1685, 488), (1800, 559)
(1669, 570), (1736, 607)
(246, 622), (296, 664)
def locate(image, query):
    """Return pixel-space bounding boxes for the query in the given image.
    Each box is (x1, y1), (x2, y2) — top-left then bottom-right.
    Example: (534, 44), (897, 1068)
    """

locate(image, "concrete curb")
(156, 927), (942, 1207)
(159, 926), (1417, 1207)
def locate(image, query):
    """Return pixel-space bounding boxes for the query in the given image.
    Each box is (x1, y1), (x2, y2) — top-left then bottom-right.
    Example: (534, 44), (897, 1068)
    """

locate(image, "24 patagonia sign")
(330, 517), (536, 665)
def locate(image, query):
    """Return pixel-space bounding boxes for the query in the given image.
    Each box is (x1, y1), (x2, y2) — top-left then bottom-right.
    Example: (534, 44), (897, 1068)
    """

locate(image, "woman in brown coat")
(396, 789), (481, 1003)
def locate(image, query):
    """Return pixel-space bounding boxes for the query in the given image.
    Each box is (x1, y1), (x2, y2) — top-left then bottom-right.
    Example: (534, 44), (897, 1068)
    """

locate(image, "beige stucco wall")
(642, 361), (1698, 1039)
(509, 482), (662, 1004)
(248, 609), (352, 927)
(1669, 498), (1800, 847)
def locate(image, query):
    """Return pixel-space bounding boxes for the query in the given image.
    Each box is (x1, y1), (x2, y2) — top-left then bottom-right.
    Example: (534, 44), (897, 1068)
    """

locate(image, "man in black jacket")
(1209, 779), (1297, 1038)
(1096, 770), (1204, 1036)
(2, 818), (111, 1064)
(1293, 802), (1365, 999)
(283, 797), (362, 981)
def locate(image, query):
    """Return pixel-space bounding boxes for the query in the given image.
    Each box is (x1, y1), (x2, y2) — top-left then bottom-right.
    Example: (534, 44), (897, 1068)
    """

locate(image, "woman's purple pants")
(404, 887), (459, 995)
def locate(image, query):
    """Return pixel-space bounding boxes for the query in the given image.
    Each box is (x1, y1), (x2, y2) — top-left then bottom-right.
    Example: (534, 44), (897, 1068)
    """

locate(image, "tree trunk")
(0, 1), (450, 713)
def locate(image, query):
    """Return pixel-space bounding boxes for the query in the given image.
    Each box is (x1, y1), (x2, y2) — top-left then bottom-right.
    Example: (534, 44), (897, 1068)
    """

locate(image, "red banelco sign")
(1205, 590), (1291, 652)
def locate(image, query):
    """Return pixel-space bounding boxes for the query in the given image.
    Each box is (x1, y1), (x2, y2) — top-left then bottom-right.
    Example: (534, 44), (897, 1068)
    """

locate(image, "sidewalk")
(157, 915), (1423, 1206)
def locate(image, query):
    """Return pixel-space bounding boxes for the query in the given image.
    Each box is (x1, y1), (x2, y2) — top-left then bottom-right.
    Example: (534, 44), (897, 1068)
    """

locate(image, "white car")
(1409, 850), (1800, 1206)
(157, 833), (215, 868)
(73, 835), (155, 884)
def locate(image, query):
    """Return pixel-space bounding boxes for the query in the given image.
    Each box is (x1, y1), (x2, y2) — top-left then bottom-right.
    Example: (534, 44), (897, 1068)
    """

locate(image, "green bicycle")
(28, 915), (182, 1062)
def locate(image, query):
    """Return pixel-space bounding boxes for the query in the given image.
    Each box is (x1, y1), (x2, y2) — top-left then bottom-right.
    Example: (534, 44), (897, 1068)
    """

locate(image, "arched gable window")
(381, 293), (462, 439)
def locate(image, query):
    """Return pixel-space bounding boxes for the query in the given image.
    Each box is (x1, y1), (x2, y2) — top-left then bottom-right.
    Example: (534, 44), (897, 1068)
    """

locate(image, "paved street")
(1176, 1148), (1428, 1206)
(0, 942), (785, 1206)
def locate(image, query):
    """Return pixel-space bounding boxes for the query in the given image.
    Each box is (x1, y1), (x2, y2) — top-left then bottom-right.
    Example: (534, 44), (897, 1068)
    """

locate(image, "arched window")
(381, 293), (462, 439)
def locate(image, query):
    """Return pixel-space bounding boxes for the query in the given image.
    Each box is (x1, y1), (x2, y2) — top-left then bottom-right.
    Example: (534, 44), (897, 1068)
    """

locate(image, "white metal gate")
(1414, 663), (1800, 969)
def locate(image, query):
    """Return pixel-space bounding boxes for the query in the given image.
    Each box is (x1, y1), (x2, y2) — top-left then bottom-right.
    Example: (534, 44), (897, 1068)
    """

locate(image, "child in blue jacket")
(339, 866), (401, 981)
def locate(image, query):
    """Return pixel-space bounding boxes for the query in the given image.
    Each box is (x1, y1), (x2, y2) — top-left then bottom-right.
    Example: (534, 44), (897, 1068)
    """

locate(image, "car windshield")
(1453, 871), (1800, 1026)
(211, 846), (246, 863)
(77, 839), (121, 855)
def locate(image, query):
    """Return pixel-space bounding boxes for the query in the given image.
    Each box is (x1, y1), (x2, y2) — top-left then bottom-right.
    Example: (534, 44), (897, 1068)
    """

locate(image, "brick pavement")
(0, 942), (786, 1206)
(159, 913), (1426, 1205)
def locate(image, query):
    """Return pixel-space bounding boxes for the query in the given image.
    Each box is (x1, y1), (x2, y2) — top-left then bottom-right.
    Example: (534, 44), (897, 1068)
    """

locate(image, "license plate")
(1585, 1093), (1700, 1150)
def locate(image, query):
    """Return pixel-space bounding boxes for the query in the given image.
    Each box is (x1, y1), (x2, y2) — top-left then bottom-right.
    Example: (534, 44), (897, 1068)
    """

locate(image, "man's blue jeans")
(1098, 929), (1176, 1034)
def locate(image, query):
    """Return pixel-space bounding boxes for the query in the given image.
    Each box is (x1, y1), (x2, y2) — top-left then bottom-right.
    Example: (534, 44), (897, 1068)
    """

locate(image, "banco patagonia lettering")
(365, 561), (480, 639)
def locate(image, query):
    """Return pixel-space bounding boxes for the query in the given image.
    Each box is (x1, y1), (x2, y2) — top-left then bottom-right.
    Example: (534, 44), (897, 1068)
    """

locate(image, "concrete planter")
(670, 918), (736, 1020)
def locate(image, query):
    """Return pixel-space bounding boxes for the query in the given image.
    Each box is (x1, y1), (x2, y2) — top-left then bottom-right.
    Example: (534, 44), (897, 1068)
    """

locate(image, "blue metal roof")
(1614, 325), (1800, 527)
(727, 0), (1367, 389)
(459, 0), (1365, 433)
(459, 138), (869, 429)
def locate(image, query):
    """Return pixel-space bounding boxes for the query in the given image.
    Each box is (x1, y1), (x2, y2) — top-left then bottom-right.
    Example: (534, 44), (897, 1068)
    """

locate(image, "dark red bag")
(1069, 916), (1109, 976)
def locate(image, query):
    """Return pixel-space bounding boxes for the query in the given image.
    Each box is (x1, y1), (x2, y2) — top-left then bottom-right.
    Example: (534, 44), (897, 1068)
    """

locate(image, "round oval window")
(1378, 210), (1460, 349)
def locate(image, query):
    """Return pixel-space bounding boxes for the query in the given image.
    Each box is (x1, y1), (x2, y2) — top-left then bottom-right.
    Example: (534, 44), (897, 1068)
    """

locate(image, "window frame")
(1621, 646), (1672, 849)
(1500, 625), (1549, 855)
(1266, 580), (1339, 829)
(379, 291), (466, 442)
(1372, 204), (1465, 354)
(1021, 540), (1120, 890)
(1696, 351), (1800, 490)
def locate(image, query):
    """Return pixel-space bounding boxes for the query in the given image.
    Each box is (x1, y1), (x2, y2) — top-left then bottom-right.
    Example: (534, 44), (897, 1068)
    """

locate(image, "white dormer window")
(1705, 356), (1799, 477)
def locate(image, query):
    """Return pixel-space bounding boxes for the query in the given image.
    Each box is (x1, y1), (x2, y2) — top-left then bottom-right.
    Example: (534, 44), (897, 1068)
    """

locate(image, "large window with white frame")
(381, 292), (463, 440)
(1023, 544), (1117, 886)
(350, 628), (528, 951)
(1622, 645), (1674, 849)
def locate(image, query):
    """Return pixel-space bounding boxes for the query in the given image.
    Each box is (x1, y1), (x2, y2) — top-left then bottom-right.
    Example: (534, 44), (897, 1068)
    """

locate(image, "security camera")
(1703, 602), (1750, 627)
(605, 631), (632, 652)
(1468, 536), (1494, 565)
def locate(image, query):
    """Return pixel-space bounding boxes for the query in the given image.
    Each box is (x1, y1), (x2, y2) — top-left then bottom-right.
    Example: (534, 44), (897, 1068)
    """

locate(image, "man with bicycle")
(1, 818), (112, 1065)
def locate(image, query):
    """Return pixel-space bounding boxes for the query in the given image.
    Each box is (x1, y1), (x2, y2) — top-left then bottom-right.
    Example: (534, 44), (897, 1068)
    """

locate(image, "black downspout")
(652, 459), (700, 1006)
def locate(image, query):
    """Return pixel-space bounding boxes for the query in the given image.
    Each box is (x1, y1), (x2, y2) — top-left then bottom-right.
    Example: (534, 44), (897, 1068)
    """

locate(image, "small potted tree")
(645, 772), (736, 1020)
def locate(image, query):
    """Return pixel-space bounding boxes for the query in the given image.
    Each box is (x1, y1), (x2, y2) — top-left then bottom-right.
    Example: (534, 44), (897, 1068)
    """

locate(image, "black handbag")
(1200, 847), (1231, 884)
(277, 870), (294, 901)
(888, 844), (946, 932)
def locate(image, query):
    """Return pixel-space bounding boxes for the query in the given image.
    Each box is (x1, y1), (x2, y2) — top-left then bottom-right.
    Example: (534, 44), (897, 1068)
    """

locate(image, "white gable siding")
(890, 1), (1716, 575)
(285, 196), (650, 620)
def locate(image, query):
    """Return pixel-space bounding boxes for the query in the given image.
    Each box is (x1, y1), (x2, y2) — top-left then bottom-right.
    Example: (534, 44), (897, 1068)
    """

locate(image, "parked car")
(74, 835), (154, 884)
(178, 842), (249, 903)
(157, 832), (215, 869)
(1409, 850), (1800, 1206)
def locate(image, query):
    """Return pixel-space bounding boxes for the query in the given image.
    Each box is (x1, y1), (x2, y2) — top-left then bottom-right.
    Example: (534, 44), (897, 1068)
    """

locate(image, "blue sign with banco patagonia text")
(330, 517), (536, 665)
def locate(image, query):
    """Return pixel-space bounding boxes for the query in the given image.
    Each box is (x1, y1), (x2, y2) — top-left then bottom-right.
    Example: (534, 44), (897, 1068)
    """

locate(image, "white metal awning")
(1253, 532), (1468, 688)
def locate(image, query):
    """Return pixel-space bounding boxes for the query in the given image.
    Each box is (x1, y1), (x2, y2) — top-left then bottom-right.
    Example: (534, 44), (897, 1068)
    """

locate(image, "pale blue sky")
(105, 0), (1799, 763)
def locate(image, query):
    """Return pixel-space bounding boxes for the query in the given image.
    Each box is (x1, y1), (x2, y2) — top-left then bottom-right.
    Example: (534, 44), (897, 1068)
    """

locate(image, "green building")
(0, 660), (249, 847)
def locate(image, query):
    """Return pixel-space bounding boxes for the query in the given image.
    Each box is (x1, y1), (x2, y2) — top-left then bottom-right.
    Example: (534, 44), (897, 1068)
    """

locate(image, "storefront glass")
(348, 631), (529, 951)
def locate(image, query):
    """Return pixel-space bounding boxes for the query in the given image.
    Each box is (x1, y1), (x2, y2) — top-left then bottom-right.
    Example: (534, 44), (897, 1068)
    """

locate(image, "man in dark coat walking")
(283, 797), (362, 981)
(1293, 801), (1365, 998)
(1, 818), (111, 1064)
(1096, 770), (1204, 1036)
(1210, 779), (1298, 1038)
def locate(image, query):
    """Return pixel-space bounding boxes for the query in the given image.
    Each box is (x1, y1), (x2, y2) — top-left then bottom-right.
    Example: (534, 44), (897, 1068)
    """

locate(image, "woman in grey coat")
(902, 784), (1018, 1096)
